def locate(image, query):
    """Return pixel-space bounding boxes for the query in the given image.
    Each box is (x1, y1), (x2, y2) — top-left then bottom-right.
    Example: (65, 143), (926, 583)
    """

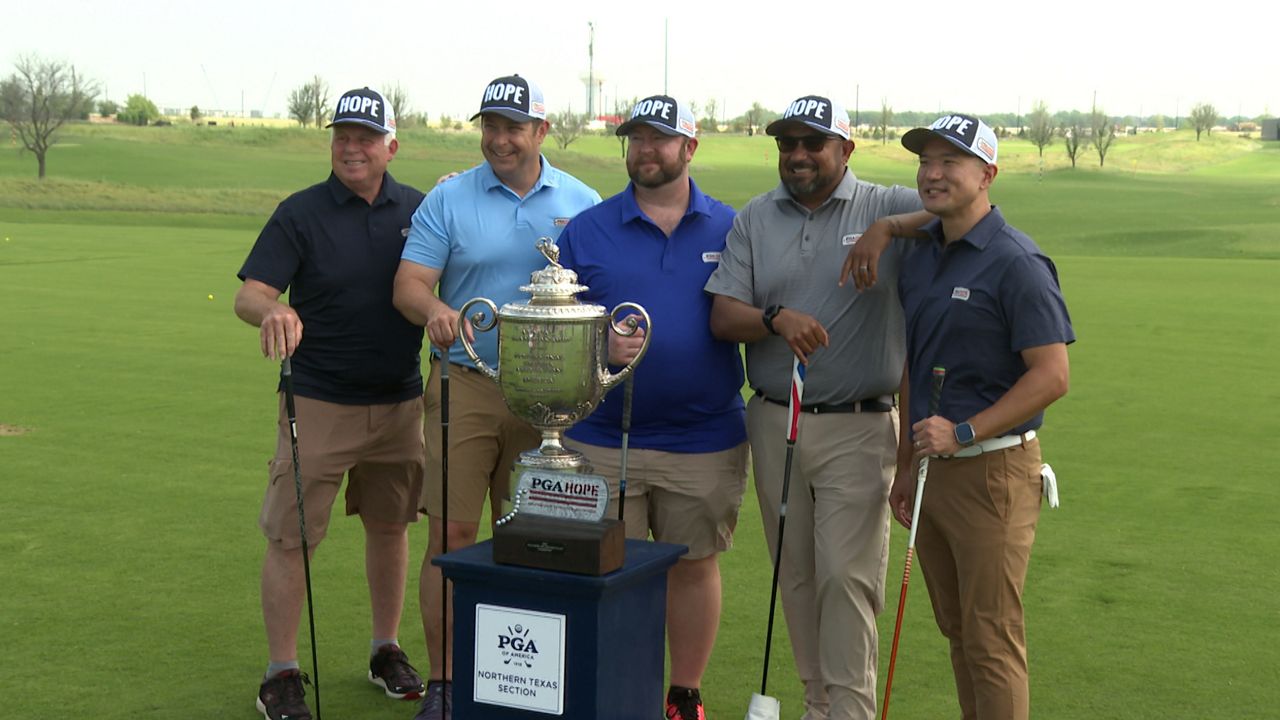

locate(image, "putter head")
(745, 693), (781, 720)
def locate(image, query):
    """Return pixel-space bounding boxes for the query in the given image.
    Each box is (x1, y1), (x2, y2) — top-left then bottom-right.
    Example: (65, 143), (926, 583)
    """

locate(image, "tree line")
(0, 53), (1253, 180)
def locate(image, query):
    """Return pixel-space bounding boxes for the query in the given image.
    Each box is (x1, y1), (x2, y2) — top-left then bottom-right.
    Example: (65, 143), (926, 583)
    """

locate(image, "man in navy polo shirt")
(555, 95), (746, 720)
(392, 74), (600, 720)
(893, 114), (1073, 720)
(236, 87), (427, 720)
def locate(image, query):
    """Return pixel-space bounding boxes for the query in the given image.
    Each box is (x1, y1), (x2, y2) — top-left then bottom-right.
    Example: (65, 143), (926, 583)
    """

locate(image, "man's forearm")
(709, 294), (769, 343)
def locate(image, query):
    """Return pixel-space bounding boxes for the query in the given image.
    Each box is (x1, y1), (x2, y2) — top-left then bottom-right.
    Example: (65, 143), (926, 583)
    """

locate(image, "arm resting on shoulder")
(840, 209), (936, 289)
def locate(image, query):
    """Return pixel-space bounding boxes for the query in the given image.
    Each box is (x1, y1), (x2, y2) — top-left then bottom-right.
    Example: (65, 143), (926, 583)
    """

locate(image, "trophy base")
(493, 515), (625, 576)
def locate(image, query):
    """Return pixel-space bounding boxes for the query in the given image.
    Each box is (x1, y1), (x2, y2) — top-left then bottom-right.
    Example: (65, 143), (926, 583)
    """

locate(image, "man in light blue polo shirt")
(556, 95), (746, 720)
(392, 73), (600, 720)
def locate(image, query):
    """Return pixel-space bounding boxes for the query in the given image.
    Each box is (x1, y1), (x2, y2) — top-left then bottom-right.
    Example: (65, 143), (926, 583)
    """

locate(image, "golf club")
(281, 357), (322, 720)
(746, 357), (806, 720)
(438, 350), (450, 719)
(880, 365), (946, 720)
(617, 375), (634, 523)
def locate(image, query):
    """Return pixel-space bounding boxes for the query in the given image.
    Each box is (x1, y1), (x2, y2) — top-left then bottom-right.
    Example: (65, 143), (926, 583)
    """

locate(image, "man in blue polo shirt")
(555, 95), (746, 720)
(236, 87), (427, 720)
(392, 74), (600, 720)
(893, 114), (1073, 720)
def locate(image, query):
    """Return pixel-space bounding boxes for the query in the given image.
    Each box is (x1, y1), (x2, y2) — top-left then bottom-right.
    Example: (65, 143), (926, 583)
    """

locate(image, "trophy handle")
(456, 297), (500, 381)
(600, 302), (652, 391)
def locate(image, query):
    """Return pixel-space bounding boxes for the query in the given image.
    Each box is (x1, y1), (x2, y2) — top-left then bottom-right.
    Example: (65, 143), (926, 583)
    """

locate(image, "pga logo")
(498, 624), (539, 667)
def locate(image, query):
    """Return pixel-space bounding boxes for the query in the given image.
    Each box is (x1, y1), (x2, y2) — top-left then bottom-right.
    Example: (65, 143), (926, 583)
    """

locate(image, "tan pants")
(569, 441), (749, 560)
(259, 394), (425, 550)
(747, 396), (899, 720)
(917, 439), (1043, 720)
(421, 358), (540, 521)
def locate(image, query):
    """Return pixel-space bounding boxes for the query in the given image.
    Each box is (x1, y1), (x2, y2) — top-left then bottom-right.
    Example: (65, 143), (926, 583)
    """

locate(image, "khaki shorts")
(569, 440), (749, 560)
(259, 394), (424, 550)
(421, 358), (541, 522)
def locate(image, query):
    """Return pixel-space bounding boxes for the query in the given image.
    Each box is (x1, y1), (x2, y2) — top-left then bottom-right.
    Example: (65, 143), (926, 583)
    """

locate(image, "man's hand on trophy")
(426, 306), (468, 348)
(608, 314), (646, 366)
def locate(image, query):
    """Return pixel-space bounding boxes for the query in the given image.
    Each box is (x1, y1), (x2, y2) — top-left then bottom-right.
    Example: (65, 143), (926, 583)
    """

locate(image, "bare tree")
(1026, 100), (1055, 159)
(383, 82), (410, 125)
(287, 82), (317, 127)
(1063, 122), (1085, 168)
(0, 54), (97, 179)
(745, 101), (769, 136)
(1091, 107), (1116, 167)
(878, 99), (893, 144)
(702, 98), (718, 133)
(1190, 102), (1217, 141)
(308, 76), (330, 128)
(610, 96), (636, 159)
(550, 108), (588, 150)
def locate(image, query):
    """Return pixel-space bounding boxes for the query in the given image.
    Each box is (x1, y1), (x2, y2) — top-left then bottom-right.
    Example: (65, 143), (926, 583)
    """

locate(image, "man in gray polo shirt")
(706, 94), (929, 720)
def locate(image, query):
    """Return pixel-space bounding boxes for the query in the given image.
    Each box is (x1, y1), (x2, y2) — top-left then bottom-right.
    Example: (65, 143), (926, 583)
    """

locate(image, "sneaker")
(368, 644), (426, 700)
(666, 686), (706, 720)
(413, 680), (452, 720)
(256, 669), (313, 720)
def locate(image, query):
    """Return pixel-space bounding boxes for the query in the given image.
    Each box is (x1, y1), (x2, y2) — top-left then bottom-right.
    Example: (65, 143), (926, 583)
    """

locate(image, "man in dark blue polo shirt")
(555, 95), (746, 720)
(892, 113), (1074, 720)
(236, 87), (427, 720)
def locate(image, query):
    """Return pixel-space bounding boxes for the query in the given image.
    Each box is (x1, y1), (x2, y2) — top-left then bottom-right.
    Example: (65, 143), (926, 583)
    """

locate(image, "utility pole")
(663, 18), (669, 95)
(587, 22), (595, 117)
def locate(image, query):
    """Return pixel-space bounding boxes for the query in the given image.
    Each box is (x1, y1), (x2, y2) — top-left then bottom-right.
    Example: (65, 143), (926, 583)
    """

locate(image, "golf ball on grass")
(208, 294), (214, 301)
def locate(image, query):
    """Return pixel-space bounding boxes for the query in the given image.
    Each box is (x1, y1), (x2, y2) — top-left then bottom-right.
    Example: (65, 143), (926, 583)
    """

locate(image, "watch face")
(955, 422), (976, 446)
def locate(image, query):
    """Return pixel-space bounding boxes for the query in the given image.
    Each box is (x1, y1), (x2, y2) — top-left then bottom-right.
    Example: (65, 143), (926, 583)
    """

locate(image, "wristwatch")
(762, 304), (784, 335)
(954, 421), (977, 447)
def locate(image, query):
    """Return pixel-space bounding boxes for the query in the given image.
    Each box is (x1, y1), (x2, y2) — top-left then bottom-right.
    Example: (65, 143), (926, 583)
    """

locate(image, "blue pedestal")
(435, 539), (686, 719)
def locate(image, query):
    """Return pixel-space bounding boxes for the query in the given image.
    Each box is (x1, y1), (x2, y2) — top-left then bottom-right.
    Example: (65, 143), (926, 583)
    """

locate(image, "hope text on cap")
(766, 95), (851, 139)
(327, 87), (395, 134)
(615, 94), (697, 138)
(470, 75), (547, 122)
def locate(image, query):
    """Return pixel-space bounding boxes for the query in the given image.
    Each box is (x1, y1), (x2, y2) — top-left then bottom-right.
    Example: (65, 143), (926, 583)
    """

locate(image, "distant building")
(1263, 119), (1279, 141)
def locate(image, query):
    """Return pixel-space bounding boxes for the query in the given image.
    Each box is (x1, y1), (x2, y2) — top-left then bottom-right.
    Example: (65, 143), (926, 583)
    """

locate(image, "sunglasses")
(775, 135), (834, 153)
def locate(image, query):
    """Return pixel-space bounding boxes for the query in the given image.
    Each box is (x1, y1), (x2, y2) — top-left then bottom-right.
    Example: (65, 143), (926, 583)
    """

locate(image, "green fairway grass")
(1, 124), (1277, 719)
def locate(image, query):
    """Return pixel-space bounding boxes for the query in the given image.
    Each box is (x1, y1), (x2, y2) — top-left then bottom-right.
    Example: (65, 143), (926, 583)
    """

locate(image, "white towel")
(1041, 463), (1059, 509)
(744, 692), (781, 720)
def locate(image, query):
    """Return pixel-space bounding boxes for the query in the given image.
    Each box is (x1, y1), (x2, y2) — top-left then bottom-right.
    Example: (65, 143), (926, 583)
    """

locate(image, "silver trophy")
(456, 240), (651, 573)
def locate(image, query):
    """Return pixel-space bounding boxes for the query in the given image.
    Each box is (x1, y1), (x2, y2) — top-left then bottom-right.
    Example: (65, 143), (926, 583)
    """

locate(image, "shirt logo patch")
(553, 217), (571, 227)
(842, 233), (862, 246)
(401, 227), (411, 237)
(952, 287), (971, 301)
(702, 251), (721, 263)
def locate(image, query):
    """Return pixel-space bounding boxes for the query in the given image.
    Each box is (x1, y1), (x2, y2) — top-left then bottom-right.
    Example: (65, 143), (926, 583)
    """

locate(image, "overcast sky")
(12, 0), (1277, 122)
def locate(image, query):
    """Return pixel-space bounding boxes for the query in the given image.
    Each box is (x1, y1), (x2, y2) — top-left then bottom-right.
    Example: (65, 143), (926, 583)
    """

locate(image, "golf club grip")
(281, 357), (297, 422)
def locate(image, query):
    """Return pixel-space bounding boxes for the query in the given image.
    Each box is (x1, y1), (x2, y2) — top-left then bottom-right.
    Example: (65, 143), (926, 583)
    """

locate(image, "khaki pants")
(917, 439), (1043, 720)
(747, 396), (898, 720)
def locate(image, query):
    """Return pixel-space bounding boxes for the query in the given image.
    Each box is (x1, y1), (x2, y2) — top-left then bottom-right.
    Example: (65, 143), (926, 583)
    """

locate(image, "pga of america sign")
(474, 604), (566, 714)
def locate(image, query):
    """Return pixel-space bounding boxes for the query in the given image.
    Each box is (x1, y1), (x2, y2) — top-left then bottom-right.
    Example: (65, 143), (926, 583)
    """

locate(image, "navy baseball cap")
(616, 95), (697, 138)
(470, 75), (547, 122)
(902, 113), (998, 164)
(766, 95), (851, 140)
(327, 87), (396, 134)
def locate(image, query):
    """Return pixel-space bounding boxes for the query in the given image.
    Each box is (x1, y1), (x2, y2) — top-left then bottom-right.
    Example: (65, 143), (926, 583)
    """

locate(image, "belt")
(754, 390), (894, 414)
(946, 430), (1037, 458)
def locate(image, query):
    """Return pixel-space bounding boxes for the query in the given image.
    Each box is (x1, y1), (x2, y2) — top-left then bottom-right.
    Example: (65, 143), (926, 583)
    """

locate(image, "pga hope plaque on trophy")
(458, 240), (651, 575)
